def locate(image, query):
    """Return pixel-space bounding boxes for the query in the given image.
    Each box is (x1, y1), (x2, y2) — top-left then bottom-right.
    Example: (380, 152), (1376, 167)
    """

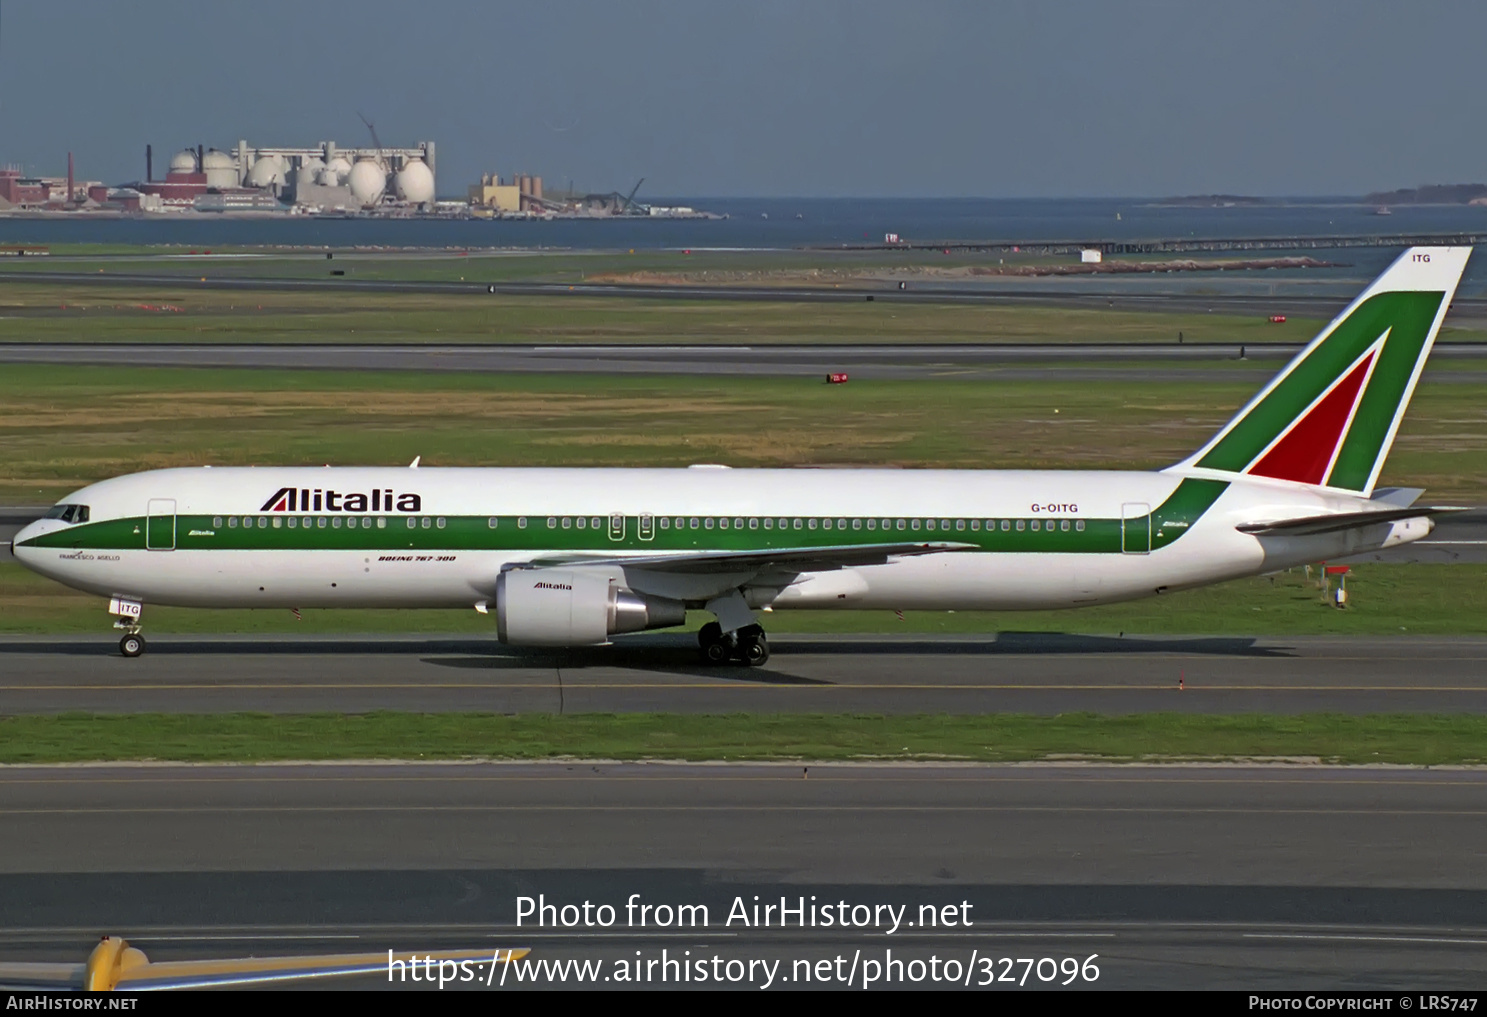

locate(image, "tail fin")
(1171, 246), (1471, 495)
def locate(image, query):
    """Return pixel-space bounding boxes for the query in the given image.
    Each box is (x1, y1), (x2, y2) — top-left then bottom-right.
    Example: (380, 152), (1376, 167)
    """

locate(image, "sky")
(1, 0), (1483, 198)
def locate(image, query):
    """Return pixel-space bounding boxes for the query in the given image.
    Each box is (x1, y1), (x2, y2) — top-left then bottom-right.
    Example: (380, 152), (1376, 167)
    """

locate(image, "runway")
(3, 633), (1485, 715)
(7, 265), (1487, 323)
(0, 762), (1483, 988)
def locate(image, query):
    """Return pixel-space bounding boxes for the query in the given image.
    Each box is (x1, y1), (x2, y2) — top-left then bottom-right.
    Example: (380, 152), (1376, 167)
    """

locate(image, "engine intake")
(495, 569), (687, 646)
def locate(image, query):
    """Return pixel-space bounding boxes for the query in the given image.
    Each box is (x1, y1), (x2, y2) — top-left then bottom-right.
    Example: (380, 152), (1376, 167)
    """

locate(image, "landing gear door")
(1121, 502), (1151, 555)
(146, 498), (177, 551)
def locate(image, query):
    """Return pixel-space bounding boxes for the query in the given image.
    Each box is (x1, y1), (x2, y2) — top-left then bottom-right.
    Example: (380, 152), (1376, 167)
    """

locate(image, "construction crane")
(622, 177), (645, 214)
(357, 112), (384, 159)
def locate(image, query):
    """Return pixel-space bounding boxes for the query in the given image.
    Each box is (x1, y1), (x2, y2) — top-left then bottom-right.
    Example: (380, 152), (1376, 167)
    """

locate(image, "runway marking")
(1243, 932), (1487, 946)
(5, 683), (1487, 691)
(5, 773), (1485, 787)
(3, 805), (1485, 816)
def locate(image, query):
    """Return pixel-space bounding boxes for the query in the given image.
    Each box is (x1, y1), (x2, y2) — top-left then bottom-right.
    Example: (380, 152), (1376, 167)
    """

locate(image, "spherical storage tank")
(323, 155), (353, 186)
(168, 150), (197, 175)
(201, 149), (238, 189)
(246, 154), (288, 189)
(296, 157), (326, 186)
(347, 158), (387, 206)
(394, 158), (434, 204)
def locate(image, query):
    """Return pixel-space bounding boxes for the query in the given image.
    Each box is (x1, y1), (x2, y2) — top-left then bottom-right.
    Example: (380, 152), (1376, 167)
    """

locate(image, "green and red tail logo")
(1172, 247), (1471, 494)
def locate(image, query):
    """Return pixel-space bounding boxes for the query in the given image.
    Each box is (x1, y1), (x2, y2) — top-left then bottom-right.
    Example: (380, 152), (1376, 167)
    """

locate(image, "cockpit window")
(44, 504), (89, 524)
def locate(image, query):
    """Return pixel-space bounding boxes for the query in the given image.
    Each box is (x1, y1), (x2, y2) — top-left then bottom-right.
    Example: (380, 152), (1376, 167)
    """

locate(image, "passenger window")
(333, 517), (342, 529)
(592, 518), (602, 530)
(258, 517), (268, 528)
(676, 518), (685, 529)
(437, 517), (446, 529)
(957, 519), (966, 531)
(1076, 520), (1085, 531)
(303, 517), (312, 528)
(970, 520), (978, 531)
(690, 518), (699, 529)
(1061, 519), (1070, 531)
(866, 519), (876, 530)
(406, 517), (416, 529)
(1000, 520), (1010, 531)
(749, 518), (758, 529)
(317, 517), (327, 529)
(764, 518), (773, 529)
(272, 517), (282, 528)
(705, 518), (714, 529)
(735, 518), (744, 529)
(576, 517), (585, 529)
(896, 519), (906, 530)
(910, 519), (920, 531)
(660, 517), (670, 529)
(377, 518), (386, 529)
(852, 519), (861, 530)
(941, 519), (950, 530)
(1031, 520), (1040, 531)
(562, 517), (571, 529)
(822, 519), (831, 530)
(547, 517), (557, 529)
(422, 518), (431, 529)
(489, 517), (499, 529)
(1016, 520), (1025, 531)
(793, 519), (803, 530)
(837, 519), (846, 529)
(228, 516), (238, 528)
(808, 519), (817, 530)
(719, 518), (728, 530)
(213, 516), (223, 528)
(925, 520), (935, 531)
(518, 517), (527, 529)
(286, 517), (296, 529)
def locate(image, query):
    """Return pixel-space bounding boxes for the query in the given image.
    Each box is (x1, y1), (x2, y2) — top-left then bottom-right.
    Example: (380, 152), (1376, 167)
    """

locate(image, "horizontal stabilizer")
(1236, 506), (1466, 537)
(520, 541), (976, 575)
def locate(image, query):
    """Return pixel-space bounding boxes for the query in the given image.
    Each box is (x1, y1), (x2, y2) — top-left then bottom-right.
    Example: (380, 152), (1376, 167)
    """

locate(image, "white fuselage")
(11, 465), (1431, 614)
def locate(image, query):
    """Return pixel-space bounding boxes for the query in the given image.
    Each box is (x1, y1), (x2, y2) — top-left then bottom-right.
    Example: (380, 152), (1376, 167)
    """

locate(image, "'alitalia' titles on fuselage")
(260, 487), (423, 514)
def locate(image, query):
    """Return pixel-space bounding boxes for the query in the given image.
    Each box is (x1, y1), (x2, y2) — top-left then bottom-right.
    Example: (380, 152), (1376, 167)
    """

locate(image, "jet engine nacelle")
(495, 569), (687, 646)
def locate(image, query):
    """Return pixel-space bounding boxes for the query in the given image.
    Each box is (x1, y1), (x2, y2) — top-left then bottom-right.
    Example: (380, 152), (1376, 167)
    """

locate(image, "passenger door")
(146, 498), (177, 551)
(1121, 502), (1151, 554)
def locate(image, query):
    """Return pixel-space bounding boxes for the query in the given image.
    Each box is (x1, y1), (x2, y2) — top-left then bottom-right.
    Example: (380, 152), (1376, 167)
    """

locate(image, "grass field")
(4, 363), (1485, 504)
(3, 561), (1481, 637)
(1, 711), (1483, 765)
(0, 279), (1330, 345)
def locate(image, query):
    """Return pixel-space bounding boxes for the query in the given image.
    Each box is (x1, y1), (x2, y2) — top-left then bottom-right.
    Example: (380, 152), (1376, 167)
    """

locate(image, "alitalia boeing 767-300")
(11, 246), (1471, 664)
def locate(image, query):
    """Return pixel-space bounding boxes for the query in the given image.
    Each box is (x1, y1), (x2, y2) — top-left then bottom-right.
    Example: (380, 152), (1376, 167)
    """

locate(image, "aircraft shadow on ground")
(0, 632), (1291, 660)
(421, 650), (833, 686)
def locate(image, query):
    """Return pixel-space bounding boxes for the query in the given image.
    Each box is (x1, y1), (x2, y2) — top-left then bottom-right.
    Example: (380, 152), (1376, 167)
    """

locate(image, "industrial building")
(468, 173), (543, 213)
(129, 139), (437, 213)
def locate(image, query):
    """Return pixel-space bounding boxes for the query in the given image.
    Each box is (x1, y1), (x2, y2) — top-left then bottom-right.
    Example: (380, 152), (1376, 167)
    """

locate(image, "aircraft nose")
(9, 519), (44, 562)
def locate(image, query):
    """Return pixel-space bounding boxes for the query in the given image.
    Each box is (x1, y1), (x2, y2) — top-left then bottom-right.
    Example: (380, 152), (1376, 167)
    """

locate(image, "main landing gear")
(698, 621), (770, 667)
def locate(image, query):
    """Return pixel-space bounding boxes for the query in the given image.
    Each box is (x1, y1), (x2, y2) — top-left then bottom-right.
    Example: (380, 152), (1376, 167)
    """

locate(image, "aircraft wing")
(520, 541), (977, 574)
(1236, 506), (1467, 537)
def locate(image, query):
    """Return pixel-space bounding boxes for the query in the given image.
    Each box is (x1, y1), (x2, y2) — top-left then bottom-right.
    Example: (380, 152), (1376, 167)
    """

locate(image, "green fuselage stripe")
(22, 480), (1229, 556)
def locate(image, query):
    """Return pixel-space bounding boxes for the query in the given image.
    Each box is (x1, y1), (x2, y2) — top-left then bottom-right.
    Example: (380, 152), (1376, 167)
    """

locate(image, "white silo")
(296, 156), (326, 187)
(348, 158), (387, 207)
(324, 155), (353, 186)
(168, 149), (198, 175)
(394, 157), (435, 204)
(201, 148), (238, 189)
(246, 154), (288, 189)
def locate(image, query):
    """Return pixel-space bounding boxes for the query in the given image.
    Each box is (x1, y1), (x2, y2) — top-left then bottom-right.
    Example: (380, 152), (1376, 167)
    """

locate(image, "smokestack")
(146, 144), (152, 182)
(67, 152), (74, 206)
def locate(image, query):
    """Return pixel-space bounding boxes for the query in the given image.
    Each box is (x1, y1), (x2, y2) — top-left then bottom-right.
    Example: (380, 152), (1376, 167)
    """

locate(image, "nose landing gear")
(109, 596), (146, 658)
(698, 621), (770, 667)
